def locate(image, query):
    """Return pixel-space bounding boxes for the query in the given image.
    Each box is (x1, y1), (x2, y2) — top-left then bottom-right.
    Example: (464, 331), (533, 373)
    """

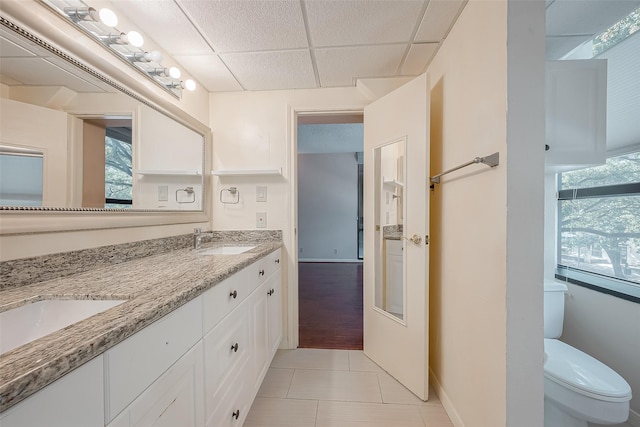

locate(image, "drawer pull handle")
(259, 269), (265, 276)
(232, 409), (240, 420)
(230, 290), (238, 299)
(275, 259), (280, 264)
(231, 342), (239, 352)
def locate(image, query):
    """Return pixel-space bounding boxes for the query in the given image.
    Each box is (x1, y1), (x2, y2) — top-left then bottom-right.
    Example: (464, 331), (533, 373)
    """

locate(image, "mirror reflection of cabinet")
(383, 239), (403, 318)
(374, 138), (406, 321)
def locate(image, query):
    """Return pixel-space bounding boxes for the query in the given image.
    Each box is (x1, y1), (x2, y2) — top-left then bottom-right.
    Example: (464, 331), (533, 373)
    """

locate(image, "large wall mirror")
(374, 138), (406, 321)
(0, 7), (209, 234)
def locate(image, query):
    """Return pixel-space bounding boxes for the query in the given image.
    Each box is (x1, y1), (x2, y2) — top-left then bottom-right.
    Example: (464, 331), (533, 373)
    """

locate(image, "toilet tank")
(544, 281), (568, 338)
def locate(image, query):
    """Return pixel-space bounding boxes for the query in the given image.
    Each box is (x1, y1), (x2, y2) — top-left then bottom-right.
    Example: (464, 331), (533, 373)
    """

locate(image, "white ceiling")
(103, 0), (467, 92)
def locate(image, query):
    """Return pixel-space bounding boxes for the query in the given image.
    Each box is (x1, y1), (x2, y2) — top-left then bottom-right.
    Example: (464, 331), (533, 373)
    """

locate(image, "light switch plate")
(158, 185), (168, 201)
(256, 186), (267, 202)
(256, 212), (267, 228)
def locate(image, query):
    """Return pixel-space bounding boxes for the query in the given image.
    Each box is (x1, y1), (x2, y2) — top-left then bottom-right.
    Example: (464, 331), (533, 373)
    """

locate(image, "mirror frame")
(0, 3), (211, 235)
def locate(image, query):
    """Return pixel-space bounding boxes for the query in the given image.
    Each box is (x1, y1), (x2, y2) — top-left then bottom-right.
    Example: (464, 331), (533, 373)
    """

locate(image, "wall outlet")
(299, 247), (303, 253)
(256, 186), (267, 202)
(256, 212), (267, 228)
(158, 185), (168, 201)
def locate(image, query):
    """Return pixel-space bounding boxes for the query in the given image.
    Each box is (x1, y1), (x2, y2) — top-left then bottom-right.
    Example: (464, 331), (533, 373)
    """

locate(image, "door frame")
(286, 106), (365, 349)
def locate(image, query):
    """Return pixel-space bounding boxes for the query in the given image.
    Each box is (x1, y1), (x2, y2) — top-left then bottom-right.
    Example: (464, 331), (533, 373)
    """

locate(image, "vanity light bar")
(53, 1), (197, 96)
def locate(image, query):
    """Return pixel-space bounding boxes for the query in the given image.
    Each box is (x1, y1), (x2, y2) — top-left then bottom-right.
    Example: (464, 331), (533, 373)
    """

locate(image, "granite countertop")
(0, 241), (281, 412)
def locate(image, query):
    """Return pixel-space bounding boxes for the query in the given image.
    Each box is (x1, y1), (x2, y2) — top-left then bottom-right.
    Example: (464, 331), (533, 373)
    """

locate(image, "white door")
(363, 74), (430, 400)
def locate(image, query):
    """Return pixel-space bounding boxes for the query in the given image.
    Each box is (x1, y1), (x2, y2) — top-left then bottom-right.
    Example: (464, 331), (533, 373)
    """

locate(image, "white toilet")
(544, 281), (632, 427)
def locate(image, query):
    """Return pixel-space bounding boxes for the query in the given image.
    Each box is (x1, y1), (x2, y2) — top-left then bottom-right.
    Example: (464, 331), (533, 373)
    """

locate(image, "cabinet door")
(205, 357), (251, 427)
(266, 271), (282, 358)
(545, 59), (607, 171)
(0, 356), (104, 427)
(128, 342), (205, 427)
(250, 280), (270, 391)
(203, 301), (250, 417)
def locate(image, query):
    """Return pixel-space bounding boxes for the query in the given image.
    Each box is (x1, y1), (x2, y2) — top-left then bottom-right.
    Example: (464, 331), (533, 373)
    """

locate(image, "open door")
(363, 74), (429, 399)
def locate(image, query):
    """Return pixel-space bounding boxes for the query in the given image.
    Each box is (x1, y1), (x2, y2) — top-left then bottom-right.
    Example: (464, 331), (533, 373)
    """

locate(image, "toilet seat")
(544, 339), (631, 402)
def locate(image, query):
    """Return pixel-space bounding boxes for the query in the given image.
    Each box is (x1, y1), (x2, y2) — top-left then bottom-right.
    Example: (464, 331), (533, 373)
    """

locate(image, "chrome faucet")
(193, 228), (214, 250)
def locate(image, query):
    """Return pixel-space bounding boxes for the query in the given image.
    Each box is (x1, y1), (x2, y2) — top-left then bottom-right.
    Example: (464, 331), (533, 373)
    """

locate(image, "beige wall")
(427, 1), (508, 425)
(428, 1), (545, 425)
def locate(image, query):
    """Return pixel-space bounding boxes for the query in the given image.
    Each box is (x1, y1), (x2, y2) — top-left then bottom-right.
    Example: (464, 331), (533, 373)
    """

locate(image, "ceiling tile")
(176, 0), (308, 52)
(107, 0), (212, 55)
(305, 0), (425, 47)
(315, 45), (407, 87)
(173, 54), (242, 92)
(220, 50), (316, 91)
(401, 43), (439, 75)
(415, 0), (465, 42)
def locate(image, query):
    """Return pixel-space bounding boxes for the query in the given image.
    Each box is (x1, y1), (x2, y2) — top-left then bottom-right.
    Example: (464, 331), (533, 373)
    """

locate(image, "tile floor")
(245, 348), (454, 427)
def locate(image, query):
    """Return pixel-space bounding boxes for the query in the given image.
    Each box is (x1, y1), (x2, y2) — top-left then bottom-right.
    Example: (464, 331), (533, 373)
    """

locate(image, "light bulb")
(145, 50), (163, 63)
(184, 79), (196, 91)
(98, 8), (118, 27)
(169, 67), (181, 79)
(126, 31), (144, 48)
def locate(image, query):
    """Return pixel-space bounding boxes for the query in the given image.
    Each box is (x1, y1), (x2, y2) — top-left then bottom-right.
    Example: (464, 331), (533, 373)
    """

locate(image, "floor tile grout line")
(285, 367), (296, 399)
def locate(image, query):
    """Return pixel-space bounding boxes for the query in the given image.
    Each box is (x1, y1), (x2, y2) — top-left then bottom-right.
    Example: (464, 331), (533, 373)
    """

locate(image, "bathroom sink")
(0, 299), (126, 355)
(196, 245), (255, 255)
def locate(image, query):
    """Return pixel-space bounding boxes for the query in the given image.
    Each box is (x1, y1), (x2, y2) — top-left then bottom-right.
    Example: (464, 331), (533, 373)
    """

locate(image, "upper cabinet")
(545, 59), (607, 172)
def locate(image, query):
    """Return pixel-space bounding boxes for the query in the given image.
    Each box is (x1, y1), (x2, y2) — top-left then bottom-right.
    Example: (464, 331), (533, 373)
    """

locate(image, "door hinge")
(425, 235), (429, 245)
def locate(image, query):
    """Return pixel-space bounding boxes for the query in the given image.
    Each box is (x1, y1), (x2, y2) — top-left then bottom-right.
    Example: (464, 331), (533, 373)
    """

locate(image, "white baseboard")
(298, 258), (362, 263)
(628, 409), (640, 427)
(429, 368), (465, 427)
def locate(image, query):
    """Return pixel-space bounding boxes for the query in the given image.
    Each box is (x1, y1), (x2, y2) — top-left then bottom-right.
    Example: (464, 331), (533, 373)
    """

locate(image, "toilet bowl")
(544, 338), (631, 427)
(543, 281), (632, 427)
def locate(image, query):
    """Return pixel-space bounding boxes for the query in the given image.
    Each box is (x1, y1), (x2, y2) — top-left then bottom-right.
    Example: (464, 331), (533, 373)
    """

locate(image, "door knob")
(402, 234), (422, 245)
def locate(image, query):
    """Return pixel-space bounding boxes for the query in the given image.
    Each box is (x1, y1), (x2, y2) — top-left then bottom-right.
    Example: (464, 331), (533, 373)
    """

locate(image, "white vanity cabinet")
(203, 248), (282, 427)
(0, 356), (105, 427)
(1, 248), (282, 427)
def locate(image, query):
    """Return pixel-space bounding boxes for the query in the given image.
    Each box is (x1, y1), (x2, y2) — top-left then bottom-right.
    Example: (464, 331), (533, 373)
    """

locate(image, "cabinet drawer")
(202, 268), (250, 333)
(105, 297), (203, 422)
(203, 302), (250, 413)
(205, 357), (251, 427)
(245, 249), (281, 293)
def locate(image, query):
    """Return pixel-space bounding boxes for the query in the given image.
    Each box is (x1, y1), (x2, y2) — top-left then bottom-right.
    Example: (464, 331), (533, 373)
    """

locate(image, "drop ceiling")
(100, 0), (467, 93)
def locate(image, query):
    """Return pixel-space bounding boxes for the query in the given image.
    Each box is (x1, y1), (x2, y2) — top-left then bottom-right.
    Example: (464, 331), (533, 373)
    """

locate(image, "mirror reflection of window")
(0, 146), (44, 207)
(105, 127), (132, 208)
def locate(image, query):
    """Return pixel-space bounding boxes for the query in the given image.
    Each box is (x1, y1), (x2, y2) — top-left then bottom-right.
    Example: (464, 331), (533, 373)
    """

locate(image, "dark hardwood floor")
(298, 262), (363, 350)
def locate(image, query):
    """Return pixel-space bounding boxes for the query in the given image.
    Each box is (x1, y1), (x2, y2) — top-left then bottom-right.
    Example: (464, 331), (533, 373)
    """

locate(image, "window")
(556, 151), (640, 302)
(104, 127), (132, 208)
(592, 7), (640, 56)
